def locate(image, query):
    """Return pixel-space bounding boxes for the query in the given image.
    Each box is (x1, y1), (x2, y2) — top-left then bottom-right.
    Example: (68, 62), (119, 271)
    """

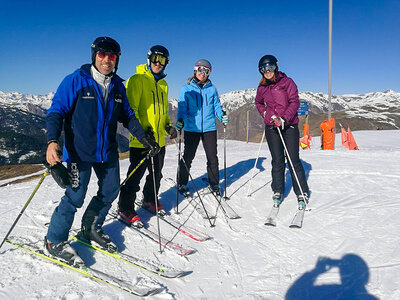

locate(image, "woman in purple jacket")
(255, 55), (309, 209)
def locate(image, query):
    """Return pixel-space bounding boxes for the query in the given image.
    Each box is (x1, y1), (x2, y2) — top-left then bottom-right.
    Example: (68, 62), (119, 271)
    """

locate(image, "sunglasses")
(195, 66), (211, 76)
(97, 52), (117, 61)
(150, 54), (167, 66)
(259, 64), (276, 74)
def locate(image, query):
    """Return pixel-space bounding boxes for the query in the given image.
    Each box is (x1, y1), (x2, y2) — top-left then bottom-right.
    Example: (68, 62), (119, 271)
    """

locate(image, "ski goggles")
(97, 52), (117, 61)
(150, 54), (168, 66)
(259, 64), (276, 74)
(195, 66), (211, 76)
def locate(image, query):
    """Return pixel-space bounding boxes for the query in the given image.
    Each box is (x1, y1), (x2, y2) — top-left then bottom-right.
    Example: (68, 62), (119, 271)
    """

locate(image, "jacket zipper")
(200, 88), (203, 132)
(154, 82), (161, 145)
(94, 81), (108, 163)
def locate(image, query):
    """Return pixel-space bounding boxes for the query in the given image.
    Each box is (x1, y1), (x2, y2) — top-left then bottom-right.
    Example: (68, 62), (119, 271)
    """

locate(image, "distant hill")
(1, 89), (399, 165)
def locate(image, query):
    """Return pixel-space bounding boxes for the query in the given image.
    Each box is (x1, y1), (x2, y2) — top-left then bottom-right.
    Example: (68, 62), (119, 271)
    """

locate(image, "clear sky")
(1, 0), (399, 98)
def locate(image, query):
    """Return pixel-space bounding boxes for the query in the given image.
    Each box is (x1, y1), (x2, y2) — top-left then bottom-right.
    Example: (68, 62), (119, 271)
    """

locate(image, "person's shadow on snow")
(285, 254), (378, 300)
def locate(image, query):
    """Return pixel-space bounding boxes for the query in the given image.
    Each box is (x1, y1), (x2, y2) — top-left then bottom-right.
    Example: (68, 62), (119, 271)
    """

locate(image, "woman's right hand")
(46, 142), (62, 165)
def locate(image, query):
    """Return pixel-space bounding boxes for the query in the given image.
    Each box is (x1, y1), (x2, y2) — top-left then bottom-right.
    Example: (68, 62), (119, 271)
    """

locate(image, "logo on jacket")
(114, 93), (123, 103)
(82, 92), (95, 99)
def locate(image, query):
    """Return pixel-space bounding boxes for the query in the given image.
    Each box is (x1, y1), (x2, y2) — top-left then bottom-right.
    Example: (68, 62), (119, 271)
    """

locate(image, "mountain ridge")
(1, 89), (399, 165)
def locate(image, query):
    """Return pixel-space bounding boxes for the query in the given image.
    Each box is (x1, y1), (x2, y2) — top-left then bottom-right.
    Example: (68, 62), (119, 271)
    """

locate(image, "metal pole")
(246, 130), (265, 196)
(276, 127), (308, 207)
(328, 0), (333, 120)
(223, 124), (229, 200)
(150, 156), (162, 253)
(175, 131), (182, 214)
(0, 172), (49, 249)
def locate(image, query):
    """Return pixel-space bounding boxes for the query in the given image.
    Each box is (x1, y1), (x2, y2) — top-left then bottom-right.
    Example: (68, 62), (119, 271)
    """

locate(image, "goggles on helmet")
(150, 54), (168, 66)
(259, 64), (276, 74)
(97, 51), (117, 61)
(195, 66), (211, 76)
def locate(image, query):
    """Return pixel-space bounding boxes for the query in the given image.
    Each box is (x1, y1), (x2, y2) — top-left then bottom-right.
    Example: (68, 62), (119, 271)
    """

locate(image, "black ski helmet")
(258, 54), (278, 75)
(91, 36), (121, 73)
(147, 45), (170, 67)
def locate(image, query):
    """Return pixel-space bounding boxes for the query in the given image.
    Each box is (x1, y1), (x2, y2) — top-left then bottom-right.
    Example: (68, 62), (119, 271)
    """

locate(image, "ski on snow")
(141, 206), (212, 242)
(289, 208), (305, 228)
(6, 237), (161, 297)
(164, 177), (214, 220)
(109, 211), (196, 256)
(69, 233), (188, 278)
(201, 178), (241, 220)
(264, 205), (306, 228)
(264, 206), (280, 226)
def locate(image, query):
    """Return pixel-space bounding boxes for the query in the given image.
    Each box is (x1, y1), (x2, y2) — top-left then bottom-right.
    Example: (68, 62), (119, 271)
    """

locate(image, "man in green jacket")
(118, 45), (177, 226)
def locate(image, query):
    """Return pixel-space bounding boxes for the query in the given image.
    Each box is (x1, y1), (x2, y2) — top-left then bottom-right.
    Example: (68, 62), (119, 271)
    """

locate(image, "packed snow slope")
(1, 130), (399, 299)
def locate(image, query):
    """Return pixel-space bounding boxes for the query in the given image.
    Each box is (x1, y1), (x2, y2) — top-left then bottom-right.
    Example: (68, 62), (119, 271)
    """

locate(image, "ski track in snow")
(1, 130), (400, 299)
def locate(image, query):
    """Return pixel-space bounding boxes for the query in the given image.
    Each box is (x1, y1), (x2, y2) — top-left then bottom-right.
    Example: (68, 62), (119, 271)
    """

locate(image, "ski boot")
(297, 193), (309, 210)
(272, 192), (283, 208)
(142, 201), (166, 216)
(211, 185), (221, 196)
(78, 224), (118, 253)
(44, 236), (84, 267)
(118, 210), (144, 228)
(178, 184), (190, 197)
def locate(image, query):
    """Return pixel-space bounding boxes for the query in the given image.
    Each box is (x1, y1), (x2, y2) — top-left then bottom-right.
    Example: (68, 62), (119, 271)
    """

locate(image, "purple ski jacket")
(255, 72), (300, 126)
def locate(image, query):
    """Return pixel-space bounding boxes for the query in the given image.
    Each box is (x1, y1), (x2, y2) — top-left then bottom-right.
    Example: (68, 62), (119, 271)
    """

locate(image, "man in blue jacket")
(45, 37), (158, 264)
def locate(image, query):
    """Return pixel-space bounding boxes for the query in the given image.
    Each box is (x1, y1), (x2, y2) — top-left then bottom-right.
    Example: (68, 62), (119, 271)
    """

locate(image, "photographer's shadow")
(285, 254), (378, 300)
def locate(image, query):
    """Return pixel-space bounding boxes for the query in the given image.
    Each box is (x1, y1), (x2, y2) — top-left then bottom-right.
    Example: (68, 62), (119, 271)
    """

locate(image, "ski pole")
(223, 123), (229, 200)
(173, 139), (214, 227)
(175, 130), (182, 214)
(276, 127), (308, 207)
(150, 156), (162, 253)
(246, 130), (265, 196)
(0, 171), (50, 250)
(120, 153), (150, 187)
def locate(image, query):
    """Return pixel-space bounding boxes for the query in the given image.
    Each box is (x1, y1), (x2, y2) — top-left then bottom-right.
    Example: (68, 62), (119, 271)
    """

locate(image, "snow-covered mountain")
(0, 89), (399, 165)
(0, 91), (54, 117)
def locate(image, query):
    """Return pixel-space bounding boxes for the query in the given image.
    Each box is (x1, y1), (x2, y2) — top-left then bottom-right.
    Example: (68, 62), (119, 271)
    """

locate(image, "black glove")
(165, 124), (178, 139)
(140, 135), (160, 157)
(43, 161), (72, 189)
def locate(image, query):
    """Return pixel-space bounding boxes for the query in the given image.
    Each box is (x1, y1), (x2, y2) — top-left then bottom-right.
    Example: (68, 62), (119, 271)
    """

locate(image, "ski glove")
(270, 115), (285, 130)
(221, 111), (229, 124)
(140, 135), (160, 157)
(43, 161), (72, 189)
(175, 119), (184, 131)
(165, 124), (178, 139)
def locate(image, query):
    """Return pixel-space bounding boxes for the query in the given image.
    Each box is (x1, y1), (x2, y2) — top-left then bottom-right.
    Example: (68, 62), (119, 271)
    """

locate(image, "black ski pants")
(178, 130), (219, 187)
(118, 146), (166, 211)
(265, 124), (309, 196)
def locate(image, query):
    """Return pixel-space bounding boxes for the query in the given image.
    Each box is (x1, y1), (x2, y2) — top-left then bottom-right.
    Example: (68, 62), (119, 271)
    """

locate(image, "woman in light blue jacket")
(176, 59), (228, 195)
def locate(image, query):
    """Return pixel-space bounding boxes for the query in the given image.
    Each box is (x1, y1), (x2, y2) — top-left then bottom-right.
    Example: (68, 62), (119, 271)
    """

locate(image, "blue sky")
(1, 0), (399, 98)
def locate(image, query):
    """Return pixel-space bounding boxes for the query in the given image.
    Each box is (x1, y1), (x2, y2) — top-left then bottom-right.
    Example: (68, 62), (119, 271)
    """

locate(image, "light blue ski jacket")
(177, 79), (223, 133)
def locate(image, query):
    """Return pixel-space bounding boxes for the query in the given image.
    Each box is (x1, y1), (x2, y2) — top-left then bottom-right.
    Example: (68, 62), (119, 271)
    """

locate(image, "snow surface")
(1, 130), (400, 299)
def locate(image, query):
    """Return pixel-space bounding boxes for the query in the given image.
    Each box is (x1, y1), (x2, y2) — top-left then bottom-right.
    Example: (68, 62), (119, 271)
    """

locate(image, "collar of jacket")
(136, 64), (167, 81)
(80, 64), (124, 84)
(190, 78), (211, 89)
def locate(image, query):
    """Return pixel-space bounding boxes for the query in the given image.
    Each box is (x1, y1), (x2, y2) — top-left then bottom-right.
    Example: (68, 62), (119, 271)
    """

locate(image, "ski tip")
(264, 222), (276, 227)
(289, 224), (302, 229)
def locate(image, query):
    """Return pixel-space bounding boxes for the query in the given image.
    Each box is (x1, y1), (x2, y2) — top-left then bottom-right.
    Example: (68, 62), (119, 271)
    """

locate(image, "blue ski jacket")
(46, 64), (145, 163)
(177, 79), (224, 133)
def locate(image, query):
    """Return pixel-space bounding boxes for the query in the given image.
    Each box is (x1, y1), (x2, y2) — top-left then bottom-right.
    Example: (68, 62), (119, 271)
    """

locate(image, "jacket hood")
(136, 64), (166, 80)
